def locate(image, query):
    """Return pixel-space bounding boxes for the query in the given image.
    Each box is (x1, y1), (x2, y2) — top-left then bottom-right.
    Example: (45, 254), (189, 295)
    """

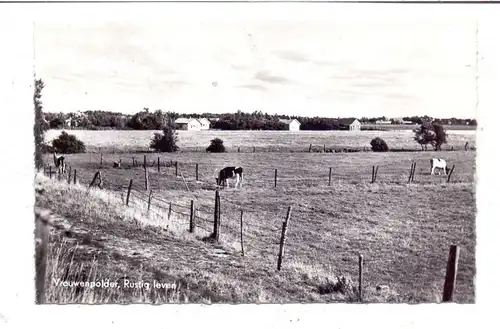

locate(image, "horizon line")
(43, 109), (477, 121)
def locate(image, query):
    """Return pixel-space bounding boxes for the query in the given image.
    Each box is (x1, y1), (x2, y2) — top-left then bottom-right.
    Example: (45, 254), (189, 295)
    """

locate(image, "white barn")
(175, 118), (202, 131)
(279, 119), (301, 131)
(197, 118), (211, 130)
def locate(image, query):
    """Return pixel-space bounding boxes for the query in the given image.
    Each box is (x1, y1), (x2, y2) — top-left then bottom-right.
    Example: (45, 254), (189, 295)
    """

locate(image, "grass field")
(36, 145), (476, 303)
(361, 124), (476, 131)
(44, 129), (477, 153)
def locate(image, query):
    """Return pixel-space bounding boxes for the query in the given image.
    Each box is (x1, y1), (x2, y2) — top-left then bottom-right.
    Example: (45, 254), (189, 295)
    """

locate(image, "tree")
(206, 138), (226, 153)
(370, 137), (389, 152)
(432, 122), (447, 151)
(149, 118), (179, 152)
(34, 78), (48, 169)
(413, 121), (447, 151)
(52, 131), (86, 153)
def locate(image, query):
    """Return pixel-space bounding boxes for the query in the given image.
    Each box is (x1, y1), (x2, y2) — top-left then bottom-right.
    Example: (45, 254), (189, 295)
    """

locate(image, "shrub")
(51, 131), (86, 154)
(41, 143), (55, 154)
(413, 121), (447, 151)
(370, 137), (389, 152)
(206, 138), (225, 153)
(149, 118), (179, 152)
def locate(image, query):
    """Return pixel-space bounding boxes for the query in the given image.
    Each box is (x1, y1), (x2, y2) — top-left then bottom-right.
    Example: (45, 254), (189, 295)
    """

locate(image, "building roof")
(197, 118), (210, 124)
(337, 118), (359, 125)
(175, 118), (199, 124)
(279, 118), (300, 125)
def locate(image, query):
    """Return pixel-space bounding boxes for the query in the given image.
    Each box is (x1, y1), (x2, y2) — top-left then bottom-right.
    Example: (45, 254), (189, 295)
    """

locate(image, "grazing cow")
(214, 167), (243, 189)
(113, 159), (122, 168)
(53, 152), (66, 174)
(430, 158), (450, 176)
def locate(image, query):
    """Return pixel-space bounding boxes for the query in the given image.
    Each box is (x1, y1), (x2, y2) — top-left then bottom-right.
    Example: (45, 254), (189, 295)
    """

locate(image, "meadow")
(37, 136), (477, 303)
(44, 129), (477, 153)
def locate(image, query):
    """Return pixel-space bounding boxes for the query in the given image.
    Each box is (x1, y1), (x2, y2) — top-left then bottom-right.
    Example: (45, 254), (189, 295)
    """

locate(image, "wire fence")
(37, 160), (470, 302)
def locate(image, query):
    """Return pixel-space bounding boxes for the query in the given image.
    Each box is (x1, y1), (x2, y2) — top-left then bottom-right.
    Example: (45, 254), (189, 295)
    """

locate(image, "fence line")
(38, 155), (470, 302)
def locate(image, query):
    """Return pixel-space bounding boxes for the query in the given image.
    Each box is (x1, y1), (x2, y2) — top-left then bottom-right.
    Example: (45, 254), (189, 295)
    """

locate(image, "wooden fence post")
(447, 165), (456, 183)
(126, 179), (133, 206)
(147, 190), (153, 214)
(100, 153), (103, 166)
(49, 165), (53, 179)
(213, 190), (220, 241)
(73, 169), (77, 184)
(89, 171), (102, 189)
(464, 142), (469, 151)
(196, 163), (199, 181)
(277, 206), (292, 271)
(35, 214), (49, 304)
(408, 162), (415, 184)
(328, 167), (332, 186)
(442, 245), (460, 302)
(67, 167), (72, 184)
(175, 161), (178, 177)
(253, 146), (256, 153)
(157, 157), (160, 172)
(238, 146), (241, 153)
(240, 210), (245, 256)
(309, 144), (312, 152)
(371, 166), (375, 184)
(218, 191), (221, 236)
(358, 254), (364, 302)
(274, 169), (278, 188)
(167, 202), (172, 223)
(323, 144), (326, 152)
(132, 157), (135, 167)
(144, 165), (149, 190)
(411, 162), (416, 183)
(189, 200), (195, 233)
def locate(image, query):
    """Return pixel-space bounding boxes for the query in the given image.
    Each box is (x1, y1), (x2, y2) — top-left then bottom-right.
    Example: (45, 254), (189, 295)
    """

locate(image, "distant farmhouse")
(279, 118), (301, 131)
(393, 117), (416, 125)
(337, 118), (361, 131)
(375, 119), (392, 125)
(175, 117), (211, 131)
(197, 118), (211, 130)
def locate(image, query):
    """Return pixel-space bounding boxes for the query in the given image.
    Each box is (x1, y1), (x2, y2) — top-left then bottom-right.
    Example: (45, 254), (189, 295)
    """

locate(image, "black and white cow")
(214, 166), (243, 189)
(53, 152), (66, 174)
(430, 158), (450, 176)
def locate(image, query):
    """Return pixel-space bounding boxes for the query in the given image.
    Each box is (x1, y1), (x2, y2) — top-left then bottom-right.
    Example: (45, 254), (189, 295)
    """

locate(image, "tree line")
(43, 109), (477, 131)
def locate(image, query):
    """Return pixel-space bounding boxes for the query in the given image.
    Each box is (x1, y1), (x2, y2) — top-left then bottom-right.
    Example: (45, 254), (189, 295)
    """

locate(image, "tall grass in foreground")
(35, 174), (201, 304)
(43, 239), (190, 304)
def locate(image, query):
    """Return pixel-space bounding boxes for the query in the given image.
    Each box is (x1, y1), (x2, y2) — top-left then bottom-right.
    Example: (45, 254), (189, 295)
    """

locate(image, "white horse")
(430, 158), (450, 176)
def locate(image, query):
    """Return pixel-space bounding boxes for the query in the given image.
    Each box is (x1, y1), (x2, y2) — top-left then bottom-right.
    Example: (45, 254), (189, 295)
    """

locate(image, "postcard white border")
(0, 2), (499, 328)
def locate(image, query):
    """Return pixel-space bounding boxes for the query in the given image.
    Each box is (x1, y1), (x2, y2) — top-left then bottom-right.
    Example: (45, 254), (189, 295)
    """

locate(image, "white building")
(279, 119), (301, 131)
(175, 118), (202, 131)
(197, 118), (211, 130)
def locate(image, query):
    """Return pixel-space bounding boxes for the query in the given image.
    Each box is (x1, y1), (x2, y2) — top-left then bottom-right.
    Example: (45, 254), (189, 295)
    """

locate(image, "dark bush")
(51, 131), (86, 154)
(41, 143), (55, 154)
(206, 138), (226, 153)
(149, 119), (179, 152)
(370, 137), (389, 152)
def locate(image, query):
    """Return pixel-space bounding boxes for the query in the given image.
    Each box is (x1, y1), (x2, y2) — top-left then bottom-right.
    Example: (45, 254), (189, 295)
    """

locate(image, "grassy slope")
(36, 150), (476, 303)
(36, 175), (380, 303)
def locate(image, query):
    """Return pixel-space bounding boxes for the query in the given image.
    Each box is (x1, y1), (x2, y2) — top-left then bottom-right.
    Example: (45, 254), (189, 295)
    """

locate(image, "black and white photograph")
(29, 3), (481, 306)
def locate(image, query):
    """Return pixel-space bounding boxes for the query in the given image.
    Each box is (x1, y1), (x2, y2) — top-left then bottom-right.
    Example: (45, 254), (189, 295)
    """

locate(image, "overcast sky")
(34, 12), (479, 119)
